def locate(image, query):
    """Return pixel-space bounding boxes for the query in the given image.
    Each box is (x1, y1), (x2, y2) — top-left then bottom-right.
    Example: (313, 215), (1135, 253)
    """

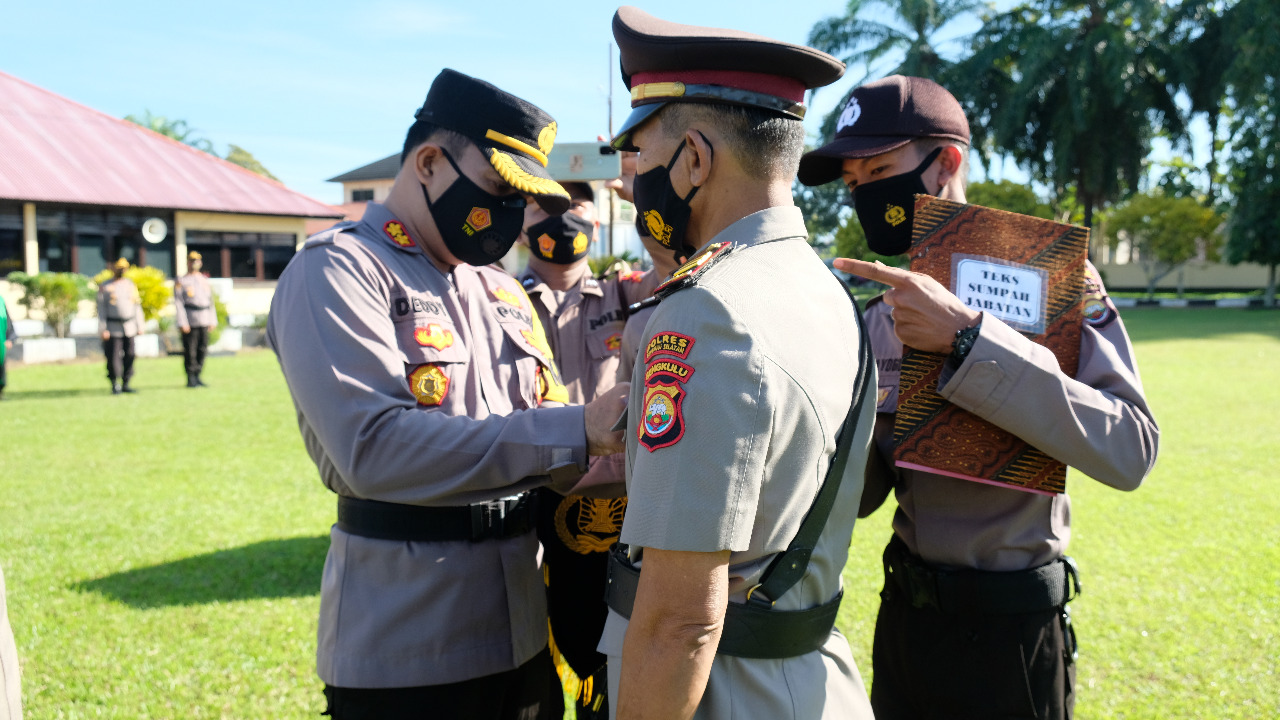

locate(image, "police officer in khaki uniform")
(174, 250), (216, 388)
(97, 257), (144, 394)
(267, 69), (627, 720)
(598, 8), (876, 719)
(799, 75), (1160, 719)
(518, 179), (648, 718)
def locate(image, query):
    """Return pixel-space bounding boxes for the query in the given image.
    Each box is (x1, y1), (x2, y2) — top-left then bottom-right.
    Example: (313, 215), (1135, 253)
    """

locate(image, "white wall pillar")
(22, 202), (37, 274)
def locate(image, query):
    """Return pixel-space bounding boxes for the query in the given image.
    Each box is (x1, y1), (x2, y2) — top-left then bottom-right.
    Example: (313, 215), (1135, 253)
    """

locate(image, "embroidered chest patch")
(408, 364), (450, 406)
(639, 358), (694, 452)
(413, 323), (454, 350)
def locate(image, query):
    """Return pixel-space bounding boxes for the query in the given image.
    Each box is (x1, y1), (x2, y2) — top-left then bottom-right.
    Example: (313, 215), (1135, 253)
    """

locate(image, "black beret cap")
(610, 6), (845, 148)
(798, 75), (971, 187)
(416, 68), (571, 214)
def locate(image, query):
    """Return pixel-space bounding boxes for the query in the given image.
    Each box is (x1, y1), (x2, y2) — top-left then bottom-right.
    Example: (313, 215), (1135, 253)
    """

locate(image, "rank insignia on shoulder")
(639, 357), (692, 452)
(384, 221), (414, 248)
(653, 242), (735, 299)
(644, 331), (695, 364)
(409, 364), (449, 406)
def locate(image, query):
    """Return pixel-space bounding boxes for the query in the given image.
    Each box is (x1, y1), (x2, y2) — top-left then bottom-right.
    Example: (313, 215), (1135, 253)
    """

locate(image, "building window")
(186, 231), (296, 280)
(0, 203), (22, 275)
(351, 189), (375, 202)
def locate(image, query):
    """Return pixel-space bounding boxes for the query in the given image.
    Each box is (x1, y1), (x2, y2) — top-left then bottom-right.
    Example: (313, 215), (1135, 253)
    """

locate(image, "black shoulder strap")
(747, 291), (873, 607)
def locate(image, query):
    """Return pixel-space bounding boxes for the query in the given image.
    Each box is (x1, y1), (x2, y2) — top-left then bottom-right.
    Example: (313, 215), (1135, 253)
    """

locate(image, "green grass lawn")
(2, 307), (1278, 719)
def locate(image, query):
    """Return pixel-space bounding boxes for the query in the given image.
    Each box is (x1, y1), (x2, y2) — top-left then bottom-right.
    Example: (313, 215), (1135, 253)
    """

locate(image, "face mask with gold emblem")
(526, 212), (594, 265)
(852, 147), (942, 256)
(632, 137), (709, 261)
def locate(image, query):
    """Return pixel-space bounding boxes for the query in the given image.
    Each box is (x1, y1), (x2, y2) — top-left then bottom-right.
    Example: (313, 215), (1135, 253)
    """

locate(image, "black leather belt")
(882, 535), (1081, 615)
(605, 547), (843, 659)
(337, 493), (536, 543)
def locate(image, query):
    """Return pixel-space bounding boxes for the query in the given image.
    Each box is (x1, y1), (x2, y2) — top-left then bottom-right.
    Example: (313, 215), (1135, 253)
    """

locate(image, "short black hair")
(561, 181), (595, 204)
(401, 121), (469, 166)
(658, 103), (804, 181)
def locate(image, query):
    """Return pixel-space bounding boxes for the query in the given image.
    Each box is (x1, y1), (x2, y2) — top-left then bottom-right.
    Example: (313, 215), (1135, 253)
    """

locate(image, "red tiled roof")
(0, 71), (342, 218)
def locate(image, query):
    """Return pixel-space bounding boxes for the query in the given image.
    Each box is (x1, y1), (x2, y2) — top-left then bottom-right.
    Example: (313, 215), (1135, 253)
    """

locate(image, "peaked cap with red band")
(609, 6), (845, 149)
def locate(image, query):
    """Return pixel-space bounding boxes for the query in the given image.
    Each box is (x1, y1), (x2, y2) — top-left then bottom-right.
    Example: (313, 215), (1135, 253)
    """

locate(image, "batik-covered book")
(892, 196), (1088, 495)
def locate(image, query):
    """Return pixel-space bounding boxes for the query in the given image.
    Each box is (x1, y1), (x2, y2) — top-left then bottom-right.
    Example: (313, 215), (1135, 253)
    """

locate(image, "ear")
(411, 143), (443, 186)
(935, 145), (964, 191)
(684, 129), (715, 188)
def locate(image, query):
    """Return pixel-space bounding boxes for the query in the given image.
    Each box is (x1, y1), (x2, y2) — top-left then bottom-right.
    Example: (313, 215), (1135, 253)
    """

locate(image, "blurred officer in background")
(97, 257), (144, 395)
(174, 251), (216, 388)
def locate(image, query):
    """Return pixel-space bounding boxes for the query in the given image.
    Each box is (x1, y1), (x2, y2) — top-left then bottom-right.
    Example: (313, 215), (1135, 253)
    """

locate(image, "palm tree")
(958, 0), (1185, 229)
(124, 110), (216, 154)
(807, 0), (988, 139)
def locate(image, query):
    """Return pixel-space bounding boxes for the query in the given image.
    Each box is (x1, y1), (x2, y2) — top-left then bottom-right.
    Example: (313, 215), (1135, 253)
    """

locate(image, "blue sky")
(3, 0), (900, 204)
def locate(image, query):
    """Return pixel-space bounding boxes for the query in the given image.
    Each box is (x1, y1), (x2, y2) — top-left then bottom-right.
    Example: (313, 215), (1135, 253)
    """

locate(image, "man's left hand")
(836, 258), (980, 353)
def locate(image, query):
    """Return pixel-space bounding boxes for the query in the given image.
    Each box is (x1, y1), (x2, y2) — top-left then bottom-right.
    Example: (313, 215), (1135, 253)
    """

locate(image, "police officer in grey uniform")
(598, 8), (876, 719)
(267, 69), (627, 720)
(174, 250), (216, 388)
(97, 257), (144, 394)
(799, 75), (1161, 719)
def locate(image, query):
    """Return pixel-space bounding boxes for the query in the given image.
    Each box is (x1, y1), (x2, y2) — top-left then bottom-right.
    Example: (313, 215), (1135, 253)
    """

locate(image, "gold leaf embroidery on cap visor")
(488, 151), (570, 199)
(537, 121), (558, 157)
(485, 129), (548, 167)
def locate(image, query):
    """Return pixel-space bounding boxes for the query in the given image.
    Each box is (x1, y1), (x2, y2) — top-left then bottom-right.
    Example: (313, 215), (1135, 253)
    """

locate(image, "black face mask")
(633, 137), (708, 260)
(527, 212), (594, 265)
(853, 147), (942, 256)
(422, 149), (527, 266)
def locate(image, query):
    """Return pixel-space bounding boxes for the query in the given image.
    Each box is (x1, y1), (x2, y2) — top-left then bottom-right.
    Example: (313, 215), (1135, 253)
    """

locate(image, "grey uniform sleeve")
(173, 280), (188, 329)
(96, 287), (107, 335)
(623, 289), (767, 552)
(938, 311), (1159, 491)
(269, 244), (587, 505)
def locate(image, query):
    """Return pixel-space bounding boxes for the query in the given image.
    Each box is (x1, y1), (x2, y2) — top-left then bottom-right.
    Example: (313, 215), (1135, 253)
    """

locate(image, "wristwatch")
(949, 323), (981, 365)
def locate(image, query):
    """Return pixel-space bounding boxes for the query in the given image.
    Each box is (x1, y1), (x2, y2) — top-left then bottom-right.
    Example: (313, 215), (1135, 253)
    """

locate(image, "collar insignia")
(384, 221), (414, 248)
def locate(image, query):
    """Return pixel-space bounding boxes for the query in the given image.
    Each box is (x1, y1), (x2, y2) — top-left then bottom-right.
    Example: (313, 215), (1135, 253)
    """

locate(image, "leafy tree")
(124, 110), (215, 154)
(965, 180), (1053, 218)
(1166, 0), (1233, 205)
(5, 271), (93, 338)
(125, 112), (280, 181)
(92, 266), (171, 322)
(225, 144), (280, 182)
(794, 178), (851, 245)
(807, 0), (986, 139)
(959, 0), (1184, 229)
(1104, 192), (1223, 299)
(1218, 0), (1280, 306)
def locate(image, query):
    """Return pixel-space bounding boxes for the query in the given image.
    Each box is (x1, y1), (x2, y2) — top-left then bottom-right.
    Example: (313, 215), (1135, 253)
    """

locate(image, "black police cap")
(609, 6), (845, 149)
(416, 69), (571, 214)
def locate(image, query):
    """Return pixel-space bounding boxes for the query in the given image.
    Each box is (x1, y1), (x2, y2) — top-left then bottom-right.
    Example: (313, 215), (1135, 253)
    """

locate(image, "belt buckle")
(470, 500), (506, 540)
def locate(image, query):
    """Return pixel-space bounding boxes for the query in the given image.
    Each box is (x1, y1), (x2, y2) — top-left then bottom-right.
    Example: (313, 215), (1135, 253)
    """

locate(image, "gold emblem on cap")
(885, 204), (906, 227)
(537, 121), (557, 157)
(631, 82), (686, 102)
(554, 495), (627, 554)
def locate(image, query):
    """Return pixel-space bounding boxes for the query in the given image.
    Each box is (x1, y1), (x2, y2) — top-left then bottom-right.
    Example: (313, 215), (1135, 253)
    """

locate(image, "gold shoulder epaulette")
(652, 242), (735, 302)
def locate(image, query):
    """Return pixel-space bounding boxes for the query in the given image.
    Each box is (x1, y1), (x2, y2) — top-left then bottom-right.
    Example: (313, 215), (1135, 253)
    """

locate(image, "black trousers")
(323, 647), (563, 720)
(871, 578), (1075, 720)
(182, 326), (208, 374)
(102, 336), (135, 383)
